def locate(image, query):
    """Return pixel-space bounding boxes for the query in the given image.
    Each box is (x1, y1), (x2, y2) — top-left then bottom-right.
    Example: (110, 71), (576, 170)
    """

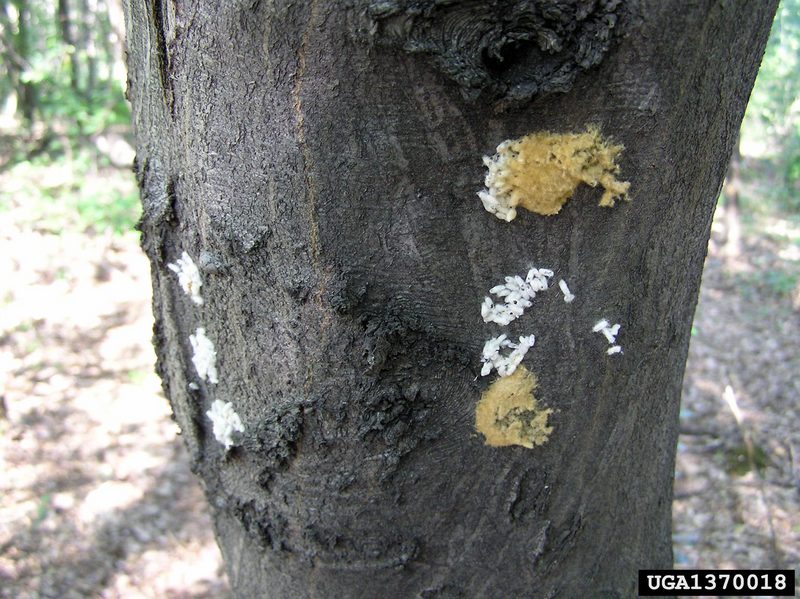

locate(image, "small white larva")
(480, 334), (535, 377)
(558, 279), (575, 303)
(593, 319), (623, 356)
(601, 327), (617, 344)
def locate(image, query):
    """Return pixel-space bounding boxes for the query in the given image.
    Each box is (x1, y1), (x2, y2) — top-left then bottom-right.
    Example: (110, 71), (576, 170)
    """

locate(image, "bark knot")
(365, 0), (621, 103)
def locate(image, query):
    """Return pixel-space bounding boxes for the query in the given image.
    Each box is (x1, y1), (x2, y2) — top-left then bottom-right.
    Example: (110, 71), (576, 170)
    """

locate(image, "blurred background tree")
(0, 0), (127, 136)
(0, 0), (137, 235)
(740, 0), (800, 214)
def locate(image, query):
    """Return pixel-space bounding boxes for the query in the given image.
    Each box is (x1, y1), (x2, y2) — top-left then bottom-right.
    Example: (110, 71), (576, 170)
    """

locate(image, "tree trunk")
(58, 0), (80, 91)
(722, 134), (743, 260)
(11, 0), (35, 122)
(95, 0), (116, 90)
(78, 0), (97, 97)
(123, 1), (776, 597)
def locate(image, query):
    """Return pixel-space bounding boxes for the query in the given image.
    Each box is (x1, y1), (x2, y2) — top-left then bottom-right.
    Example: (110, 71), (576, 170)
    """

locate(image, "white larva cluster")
(168, 251), (204, 305)
(477, 140), (517, 222)
(481, 334), (536, 377)
(190, 327), (219, 384)
(172, 250), (246, 448)
(481, 268), (554, 326)
(206, 400), (245, 450)
(593, 319), (622, 355)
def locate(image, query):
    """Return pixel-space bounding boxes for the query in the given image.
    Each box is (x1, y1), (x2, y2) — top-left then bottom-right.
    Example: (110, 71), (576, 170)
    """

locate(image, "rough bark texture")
(123, 1), (776, 597)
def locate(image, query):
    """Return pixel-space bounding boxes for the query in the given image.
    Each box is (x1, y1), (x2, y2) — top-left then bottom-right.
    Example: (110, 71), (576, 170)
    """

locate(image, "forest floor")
(672, 201), (800, 576)
(0, 166), (798, 597)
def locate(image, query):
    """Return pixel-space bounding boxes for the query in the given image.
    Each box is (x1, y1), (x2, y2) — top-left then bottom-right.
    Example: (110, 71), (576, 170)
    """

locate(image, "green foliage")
(762, 267), (799, 296)
(733, 266), (799, 301)
(1, 0), (130, 136)
(74, 187), (141, 235)
(724, 444), (769, 477)
(1, 149), (140, 236)
(32, 493), (52, 527)
(745, 1), (800, 135)
(0, 1), (137, 238)
(126, 369), (149, 384)
(783, 131), (800, 211)
(741, 0), (800, 213)
(36, 83), (129, 139)
(22, 43), (130, 137)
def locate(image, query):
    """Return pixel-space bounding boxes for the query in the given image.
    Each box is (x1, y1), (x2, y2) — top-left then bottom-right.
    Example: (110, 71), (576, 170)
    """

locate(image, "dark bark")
(123, 1), (776, 597)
